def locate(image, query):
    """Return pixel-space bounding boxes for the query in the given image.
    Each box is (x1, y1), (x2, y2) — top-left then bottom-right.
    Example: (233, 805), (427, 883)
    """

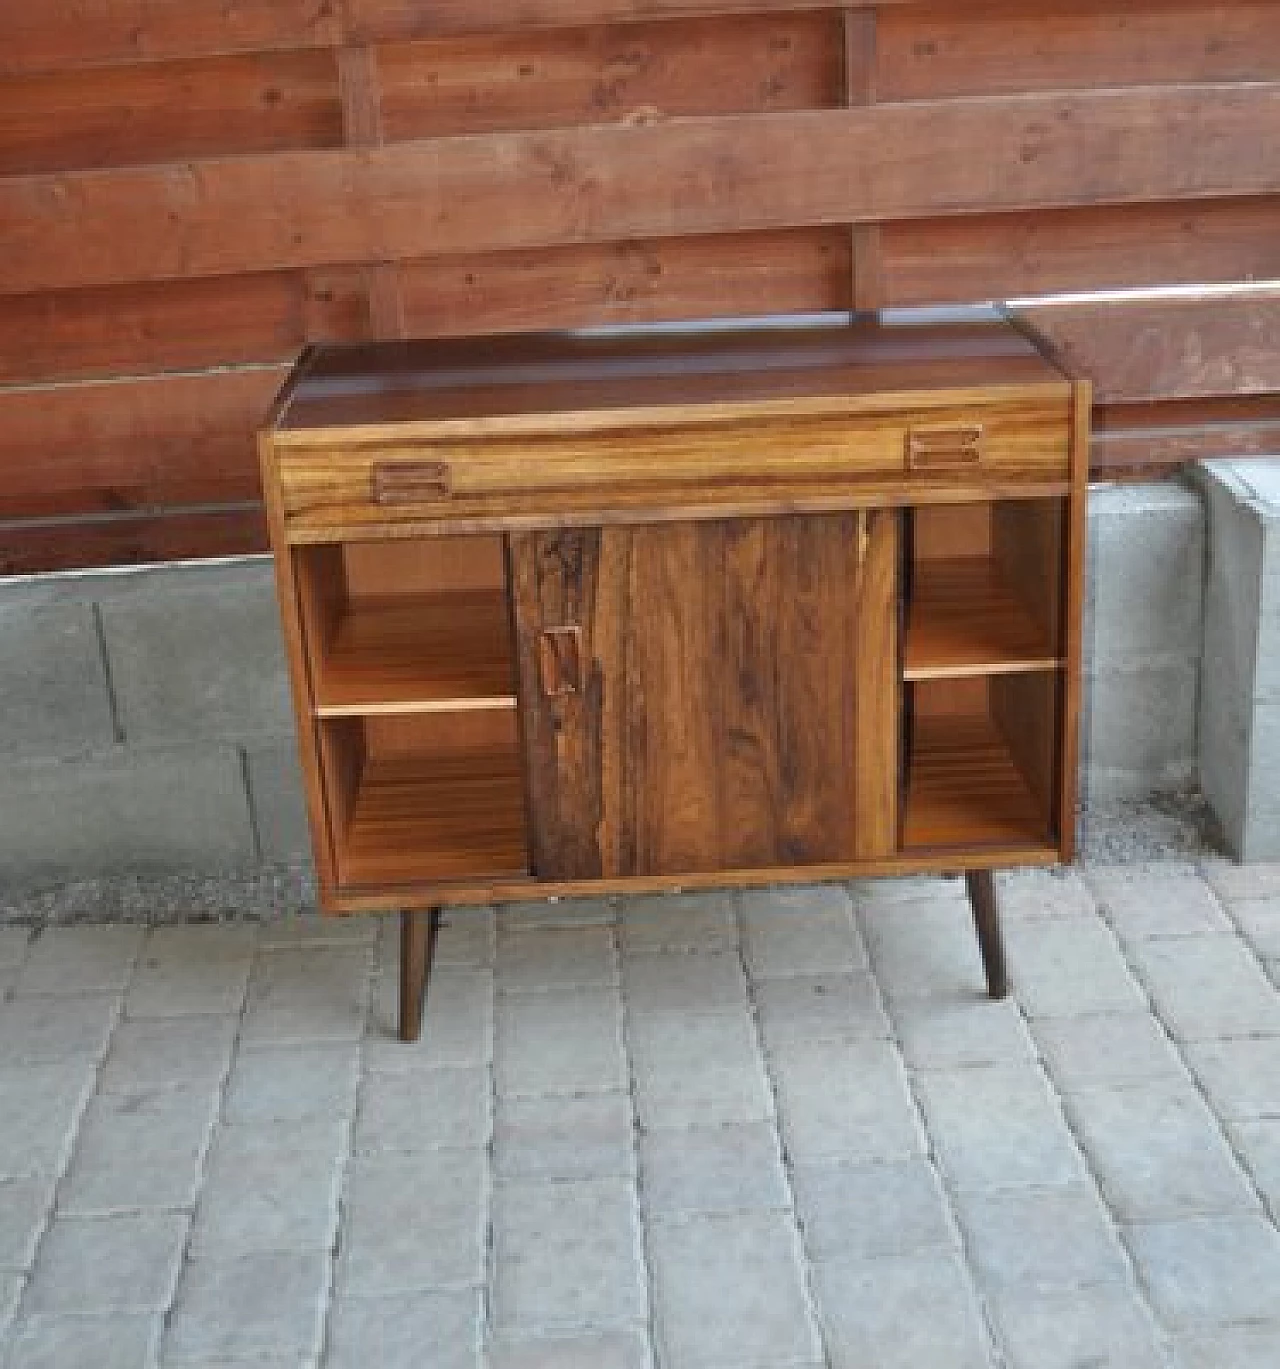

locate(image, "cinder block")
(0, 601), (115, 757)
(244, 737), (312, 862)
(0, 745), (256, 884)
(1088, 483), (1205, 666)
(1197, 460), (1280, 860)
(98, 563), (292, 742)
(1084, 664), (1198, 801)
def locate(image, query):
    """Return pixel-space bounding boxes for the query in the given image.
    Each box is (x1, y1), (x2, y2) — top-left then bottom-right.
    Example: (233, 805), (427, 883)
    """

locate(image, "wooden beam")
(3, 83), (1278, 294)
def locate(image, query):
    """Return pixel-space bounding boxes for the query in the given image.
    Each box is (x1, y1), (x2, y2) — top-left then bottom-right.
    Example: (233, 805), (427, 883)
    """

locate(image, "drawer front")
(276, 397), (1070, 533)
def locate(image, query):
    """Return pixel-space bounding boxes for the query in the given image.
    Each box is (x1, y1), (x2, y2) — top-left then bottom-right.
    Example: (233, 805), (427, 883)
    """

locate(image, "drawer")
(274, 396), (1070, 533)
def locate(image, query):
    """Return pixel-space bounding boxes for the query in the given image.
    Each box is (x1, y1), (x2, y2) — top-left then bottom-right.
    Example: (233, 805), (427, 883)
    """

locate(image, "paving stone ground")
(2, 862), (1280, 1367)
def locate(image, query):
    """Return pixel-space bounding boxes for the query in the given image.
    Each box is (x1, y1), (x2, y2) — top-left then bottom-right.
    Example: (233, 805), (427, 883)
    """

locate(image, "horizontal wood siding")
(1, 0), (1276, 570)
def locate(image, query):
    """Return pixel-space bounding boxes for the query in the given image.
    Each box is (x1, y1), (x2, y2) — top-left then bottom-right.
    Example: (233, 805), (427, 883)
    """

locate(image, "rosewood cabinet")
(260, 317), (1088, 1040)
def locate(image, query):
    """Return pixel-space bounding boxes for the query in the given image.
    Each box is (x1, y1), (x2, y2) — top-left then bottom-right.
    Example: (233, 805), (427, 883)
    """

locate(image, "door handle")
(905, 424), (984, 470)
(371, 459), (452, 503)
(538, 626), (583, 698)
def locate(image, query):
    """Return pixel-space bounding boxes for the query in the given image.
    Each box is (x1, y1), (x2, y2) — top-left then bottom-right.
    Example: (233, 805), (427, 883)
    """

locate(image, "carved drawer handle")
(906, 425), (985, 470)
(371, 460), (452, 503)
(539, 626), (583, 698)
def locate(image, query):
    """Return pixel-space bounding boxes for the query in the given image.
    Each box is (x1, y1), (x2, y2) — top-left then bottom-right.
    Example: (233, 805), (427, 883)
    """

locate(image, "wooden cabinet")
(260, 317), (1088, 1039)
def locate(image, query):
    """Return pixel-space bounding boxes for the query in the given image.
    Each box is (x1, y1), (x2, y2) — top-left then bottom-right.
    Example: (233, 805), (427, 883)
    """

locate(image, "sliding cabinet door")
(508, 511), (897, 880)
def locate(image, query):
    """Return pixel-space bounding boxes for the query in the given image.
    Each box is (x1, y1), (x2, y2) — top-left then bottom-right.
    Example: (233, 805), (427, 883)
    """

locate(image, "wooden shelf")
(905, 557), (1060, 680)
(903, 710), (1053, 852)
(337, 747), (529, 886)
(313, 588), (516, 716)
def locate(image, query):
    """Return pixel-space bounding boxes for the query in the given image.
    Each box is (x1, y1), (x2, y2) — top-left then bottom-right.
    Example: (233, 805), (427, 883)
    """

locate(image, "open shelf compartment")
(904, 500), (1065, 680)
(901, 674), (1059, 853)
(320, 711), (530, 888)
(294, 536), (517, 716)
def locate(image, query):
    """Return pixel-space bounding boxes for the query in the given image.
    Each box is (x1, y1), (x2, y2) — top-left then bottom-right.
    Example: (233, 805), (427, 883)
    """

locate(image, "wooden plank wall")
(1, 0), (1277, 572)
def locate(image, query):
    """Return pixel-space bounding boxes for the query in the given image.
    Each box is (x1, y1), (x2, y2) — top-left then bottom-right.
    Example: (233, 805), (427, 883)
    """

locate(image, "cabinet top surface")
(268, 316), (1070, 439)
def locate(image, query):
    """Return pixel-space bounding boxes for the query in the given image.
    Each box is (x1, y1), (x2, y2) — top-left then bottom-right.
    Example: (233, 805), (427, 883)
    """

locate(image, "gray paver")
(24, 1214), (187, 1315)
(861, 898), (987, 1002)
(0, 1062), (95, 1179)
(433, 909), (496, 969)
(753, 971), (890, 1049)
(241, 947), (370, 1044)
(497, 989), (626, 1097)
(59, 1086), (219, 1215)
(492, 1178), (645, 1334)
(792, 1158), (954, 1261)
(622, 951), (748, 1016)
(1127, 934), (1280, 1040)
(1, 1314), (161, 1369)
(914, 1065), (1085, 1190)
(812, 1251), (992, 1369)
(258, 913), (377, 950)
(1228, 1118), (1280, 1212)
(0, 930), (30, 972)
(165, 1253), (327, 1362)
(649, 1212), (822, 1367)
(487, 1325), (652, 1369)
(367, 968), (492, 1070)
(223, 1044), (360, 1124)
(1004, 917), (1146, 1018)
(127, 924), (256, 1018)
(1184, 1037), (1280, 1120)
(189, 1121), (346, 1258)
(1226, 895), (1280, 958)
(640, 1123), (788, 1218)
(630, 1012), (772, 1130)
(1031, 1012), (1186, 1091)
(327, 1289), (481, 1369)
(951, 1182), (1131, 1292)
(355, 1066), (491, 1152)
(1065, 1079), (1258, 1220)
(620, 892), (738, 954)
(1174, 1323), (1280, 1369)
(498, 896), (615, 932)
(1127, 1215), (1280, 1331)
(243, 741), (312, 865)
(999, 868), (1097, 921)
(99, 1016), (238, 1093)
(497, 926), (617, 994)
(769, 1039), (922, 1163)
(740, 884), (866, 977)
(0, 995), (117, 1065)
(1203, 861), (1280, 902)
(17, 926), (142, 997)
(494, 1092), (635, 1183)
(892, 997), (1035, 1071)
(0, 1275), (18, 1335)
(339, 1150), (486, 1294)
(989, 1285), (1167, 1369)
(1088, 869), (1232, 940)
(0, 1180), (52, 1271)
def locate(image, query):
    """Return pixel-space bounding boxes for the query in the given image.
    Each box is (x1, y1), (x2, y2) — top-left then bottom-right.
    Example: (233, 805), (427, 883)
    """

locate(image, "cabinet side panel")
(508, 527), (626, 880)
(853, 508), (901, 859)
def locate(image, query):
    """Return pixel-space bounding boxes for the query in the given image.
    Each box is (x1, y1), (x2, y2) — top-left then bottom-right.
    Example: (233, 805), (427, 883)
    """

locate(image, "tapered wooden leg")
(965, 870), (1008, 1000)
(399, 908), (440, 1043)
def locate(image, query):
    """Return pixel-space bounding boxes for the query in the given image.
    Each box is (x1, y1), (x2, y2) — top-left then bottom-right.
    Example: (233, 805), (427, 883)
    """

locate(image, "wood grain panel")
(0, 274), (330, 386)
(880, 199), (1280, 307)
(0, 505), (267, 576)
(0, 366), (284, 509)
(379, 12), (842, 140)
(851, 508), (899, 859)
(1091, 396), (1280, 477)
(398, 231), (851, 336)
(1017, 293), (1280, 405)
(878, 0), (1280, 100)
(5, 84), (1279, 294)
(0, 51), (342, 177)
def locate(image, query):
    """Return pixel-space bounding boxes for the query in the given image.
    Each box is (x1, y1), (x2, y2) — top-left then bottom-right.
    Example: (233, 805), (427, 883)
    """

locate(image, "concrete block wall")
(0, 482), (1208, 888)
(1196, 461), (1280, 861)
